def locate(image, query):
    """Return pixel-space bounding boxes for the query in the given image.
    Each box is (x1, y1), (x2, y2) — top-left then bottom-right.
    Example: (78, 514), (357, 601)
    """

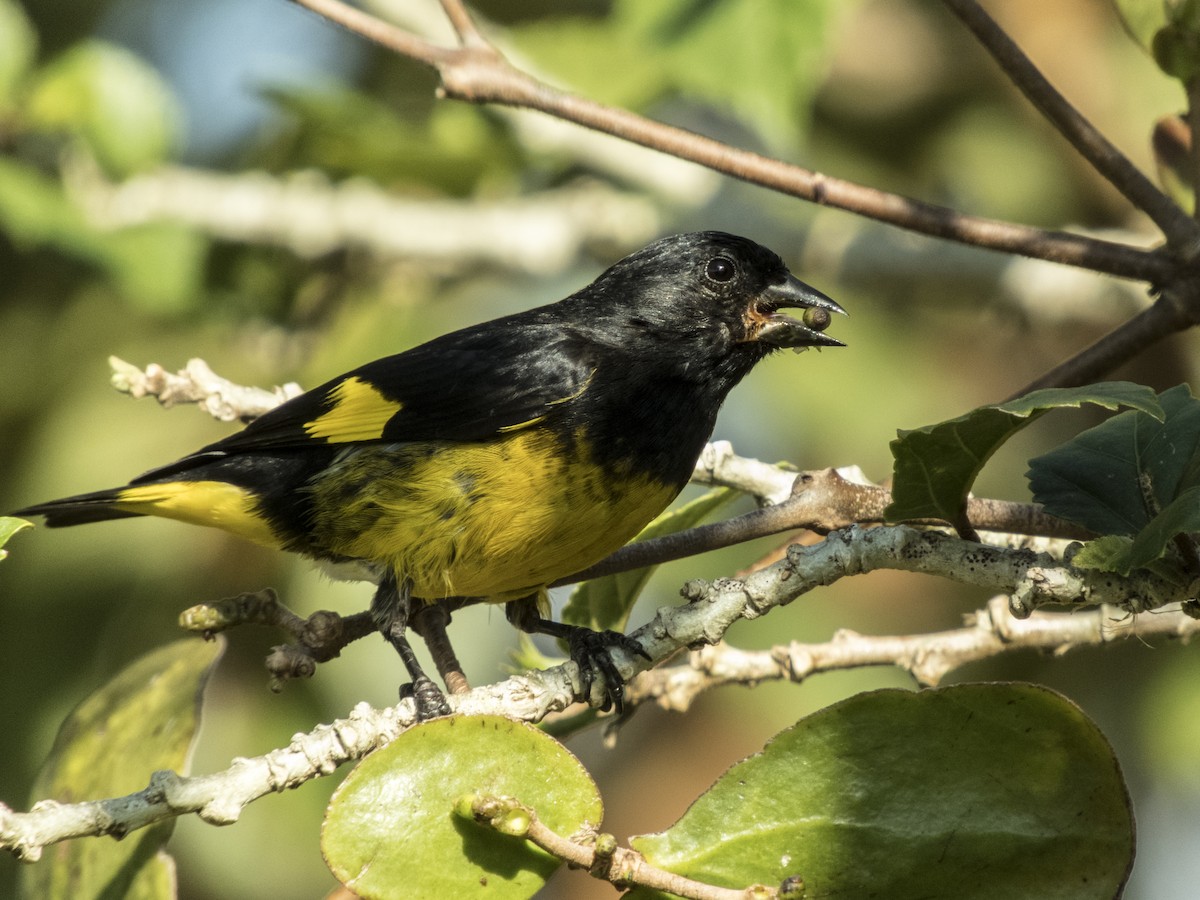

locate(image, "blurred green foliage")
(0, 0), (1197, 898)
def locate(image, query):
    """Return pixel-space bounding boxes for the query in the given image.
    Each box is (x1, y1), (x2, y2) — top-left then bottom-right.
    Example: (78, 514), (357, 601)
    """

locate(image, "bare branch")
(67, 161), (661, 273)
(293, 0), (456, 65)
(629, 598), (1200, 712)
(2, 524), (1187, 856)
(109, 357), (302, 422)
(941, 0), (1200, 255)
(1188, 77), (1200, 220)
(288, 0), (1172, 283)
(438, 0), (485, 48)
(565, 467), (1090, 585)
(1008, 293), (1199, 396)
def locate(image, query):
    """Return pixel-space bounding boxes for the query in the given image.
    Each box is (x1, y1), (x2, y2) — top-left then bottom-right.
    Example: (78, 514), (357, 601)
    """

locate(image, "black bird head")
(574, 231), (845, 382)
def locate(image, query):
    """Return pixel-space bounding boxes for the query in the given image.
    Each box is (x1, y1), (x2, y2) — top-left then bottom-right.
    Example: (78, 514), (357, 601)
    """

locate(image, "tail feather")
(12, 489), (144, 528)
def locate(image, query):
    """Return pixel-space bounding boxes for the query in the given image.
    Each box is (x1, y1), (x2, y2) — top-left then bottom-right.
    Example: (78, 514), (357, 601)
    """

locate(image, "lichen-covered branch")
(629, 597), (1200, 712)
(4, 523), (1184, 858)
(109, 357), (302, 422)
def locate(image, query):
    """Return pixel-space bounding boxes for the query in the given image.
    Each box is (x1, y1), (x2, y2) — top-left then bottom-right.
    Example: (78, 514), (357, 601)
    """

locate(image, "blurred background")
(0, 0), (1196, 896)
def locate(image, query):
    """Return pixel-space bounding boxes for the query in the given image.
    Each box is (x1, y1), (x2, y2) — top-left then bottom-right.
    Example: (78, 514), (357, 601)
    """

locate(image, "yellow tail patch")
(115, 482), (280, 548)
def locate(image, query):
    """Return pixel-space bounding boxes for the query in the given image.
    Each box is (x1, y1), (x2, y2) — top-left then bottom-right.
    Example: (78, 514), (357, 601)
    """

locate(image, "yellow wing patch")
(304, 376), (403, 443)
(115, 481), (280, 548)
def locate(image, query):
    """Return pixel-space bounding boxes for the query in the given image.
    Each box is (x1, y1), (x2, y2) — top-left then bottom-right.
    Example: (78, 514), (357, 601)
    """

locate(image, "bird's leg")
(370, 574), (451, 719)
(505, 596), (650, 714)
(409, 602), (471, 695)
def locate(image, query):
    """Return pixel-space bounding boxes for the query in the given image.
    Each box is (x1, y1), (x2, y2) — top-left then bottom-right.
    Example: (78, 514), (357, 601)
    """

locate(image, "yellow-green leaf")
(0, 516), (31, 561)
(19, 638), (224, 900)
(322, 714), (602, 900)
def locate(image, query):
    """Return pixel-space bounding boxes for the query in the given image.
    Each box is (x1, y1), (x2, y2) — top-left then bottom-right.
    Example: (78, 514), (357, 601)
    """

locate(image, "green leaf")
(101, 222), (208, 314)
(264, 83), (514, 191)
(1071, 534), (1137, 571)
(27, 40), (180, 176)
(629, 683), (1133, 900)
(0, 156), (90, 247)
(322, 714), (603, 900)
(0, 516), (31, 561)
(1029, 384), (1200, 537)
(561, 487), (736, 632)
(0, 0), (37, 110)
(19, 638), (224, 900)
(886, 382), (1162, 525)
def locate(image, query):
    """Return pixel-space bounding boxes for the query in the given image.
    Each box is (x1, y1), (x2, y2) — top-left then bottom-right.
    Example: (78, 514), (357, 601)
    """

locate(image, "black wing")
(135, 317), (596, 482)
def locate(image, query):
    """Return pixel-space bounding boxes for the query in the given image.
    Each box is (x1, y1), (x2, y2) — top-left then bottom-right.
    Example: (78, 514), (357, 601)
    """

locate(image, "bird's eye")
(705, 256), (736, 283)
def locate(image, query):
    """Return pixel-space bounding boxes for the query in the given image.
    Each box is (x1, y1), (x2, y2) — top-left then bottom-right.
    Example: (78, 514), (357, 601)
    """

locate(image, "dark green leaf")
(561, 487), (735, 632)
(629, 683), (1133, 900)
(1126, 483), (1200, 570)
(887, 382), (1162, 524)
(19, 638), (224, 900)
(322, 714), (602, 900)
(1028, 384), (1200, 537)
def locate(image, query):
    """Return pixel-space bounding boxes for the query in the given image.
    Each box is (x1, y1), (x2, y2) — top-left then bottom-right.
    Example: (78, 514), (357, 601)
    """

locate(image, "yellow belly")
(308, 431), (679, 601)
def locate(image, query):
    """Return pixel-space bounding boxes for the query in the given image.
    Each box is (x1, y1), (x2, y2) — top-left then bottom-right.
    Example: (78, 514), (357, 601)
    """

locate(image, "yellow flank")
(308, 430), (678, 602)
(304, 376), (403, 442)
(115, 482), (281, 548)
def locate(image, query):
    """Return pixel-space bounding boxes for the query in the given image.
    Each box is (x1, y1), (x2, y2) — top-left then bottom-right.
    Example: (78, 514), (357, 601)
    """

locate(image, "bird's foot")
(399, 675), (453, 720)
(567, 626), (649, 714)
(518, 615), (649, 714)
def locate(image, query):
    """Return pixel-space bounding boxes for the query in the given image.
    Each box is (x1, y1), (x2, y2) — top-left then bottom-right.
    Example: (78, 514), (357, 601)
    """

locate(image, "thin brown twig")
(438, 0), (485, 47)
(287, 0), (1172, 284)
(941, 0), (1200, 255)
(558, 469), (1088, 586)
(1008, 293), (1198, 397)
(1188, 77), (1200, 220)
(294, 0), (455, 63)
(463, 795), (773, 900)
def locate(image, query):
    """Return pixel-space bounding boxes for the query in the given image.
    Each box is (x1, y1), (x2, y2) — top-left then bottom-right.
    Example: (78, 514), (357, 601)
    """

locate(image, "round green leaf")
(322, 714), (603, 900)
(630, 683), (1133, 900)
(27, 40), (180, 176)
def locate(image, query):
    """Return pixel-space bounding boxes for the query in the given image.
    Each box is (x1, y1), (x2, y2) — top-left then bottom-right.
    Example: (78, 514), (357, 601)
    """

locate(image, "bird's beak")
(750, 273), (847, 348)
